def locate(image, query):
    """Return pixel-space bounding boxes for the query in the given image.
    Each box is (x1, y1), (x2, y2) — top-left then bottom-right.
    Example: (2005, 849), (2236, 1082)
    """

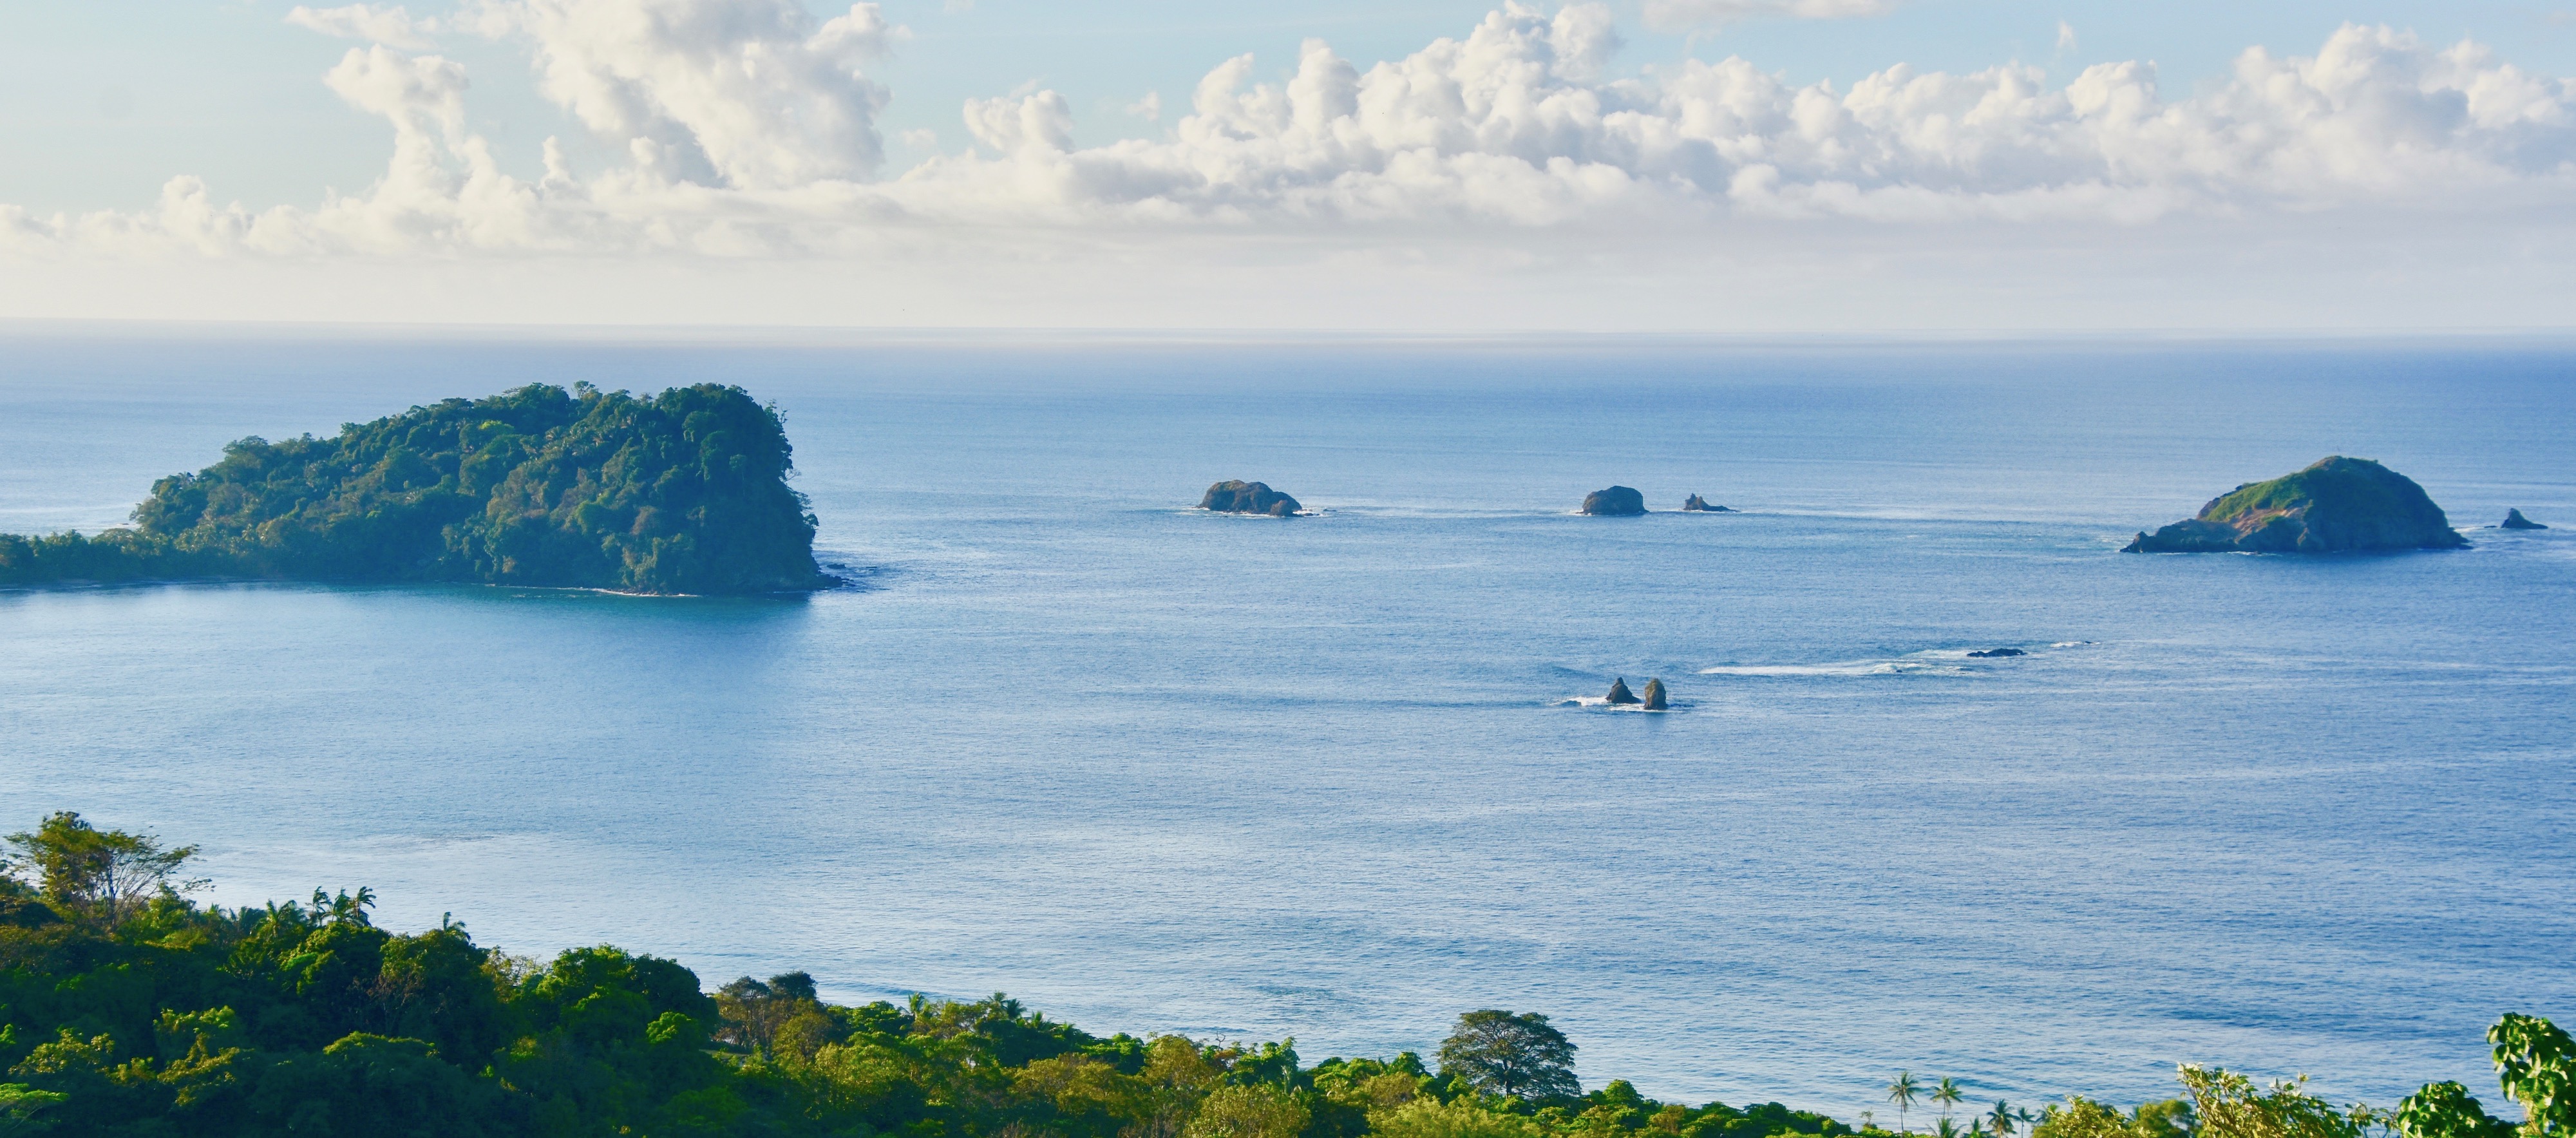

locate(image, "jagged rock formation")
(1581, 486), (1646, 516)
(1605, 678), (1640, 705)
(1640, 679), (1668, 710)
(1680, 495), (1733, 513)
(2122, 457), (2468, 554)
(1966, 649), (2025, 658)
(2502, 509), (2548, 530)
(1198, 480), (1302, 517)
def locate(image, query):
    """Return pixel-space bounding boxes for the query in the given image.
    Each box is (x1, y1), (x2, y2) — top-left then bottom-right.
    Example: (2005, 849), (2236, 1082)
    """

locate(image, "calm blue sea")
(2, 330), (2571, 1119)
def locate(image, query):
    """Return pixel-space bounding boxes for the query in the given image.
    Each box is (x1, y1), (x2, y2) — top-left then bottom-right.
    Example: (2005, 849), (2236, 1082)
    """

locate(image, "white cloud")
(286, 4), (440, 49)
(3, 1), (2573, 265)
(2056, 21), (2076, 52)
(469, 0), (902, 189)
(1643, 0), (1902, 32)
(1128, 91), (1164, 122)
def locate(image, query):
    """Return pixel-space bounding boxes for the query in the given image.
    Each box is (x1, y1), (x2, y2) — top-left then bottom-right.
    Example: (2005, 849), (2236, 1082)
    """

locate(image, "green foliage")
(2032, 1097), (2196, 1138)
(2176, 1067), (2375, 1138)
(2492, 1014), (2576, 1137)
(0, 1082), (70, 1137)
(1, 813), (202, 927)
(1439, 1011), (1580, 1101)
(2395, 1083), (2514, 1138)
(1, 812), (2561, 1138)
(2201, 458), (2427, 525)
(0, 383), (832, 595)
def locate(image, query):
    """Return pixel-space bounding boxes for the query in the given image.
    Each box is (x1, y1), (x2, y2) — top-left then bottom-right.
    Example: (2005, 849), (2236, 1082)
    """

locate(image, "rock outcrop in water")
(1198, 480), (1302, 517)
(1581, 486), (1646, 516)
(2122, 457), (2468, 554)
(1681, 495), (1734, 513)
(0, 383), (836, 595)
(2502, 509), (2548, 530)
(1605, 678), (1640, 705)
(1966, 649), (2026, 658)
(1640, 678), (1668, 710)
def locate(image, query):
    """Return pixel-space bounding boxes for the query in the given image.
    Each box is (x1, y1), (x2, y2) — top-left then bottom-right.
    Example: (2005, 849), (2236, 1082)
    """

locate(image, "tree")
(1186, 1085), (1311, 1138)
(2175, 1066), (2369, 1138)
(1890, 1073), (1923, 1133)
(1934, 1080), (1966, 1126)
(1437, 1010), (1579, 1100)
(1990, 1101), (2021, 1138)
(0, 1084), (69, 1138)
(2, 811), (202, 925)
(2491, 1014), (2575, 1137)
(2395, 1083), (2514, 1138)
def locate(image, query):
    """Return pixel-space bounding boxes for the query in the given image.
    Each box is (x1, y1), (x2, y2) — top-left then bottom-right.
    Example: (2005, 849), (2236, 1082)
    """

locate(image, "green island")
(0, 384), (835, 596)
(2123, 457), (2469, 555)
(1, 813), (2564, 1138)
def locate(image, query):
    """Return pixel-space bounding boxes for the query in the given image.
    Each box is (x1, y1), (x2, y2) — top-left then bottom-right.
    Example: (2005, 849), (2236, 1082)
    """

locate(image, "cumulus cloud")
(6, 1), (2575, 260)
(471, 0), (902, 189)
(1643, 0), (1902, 32)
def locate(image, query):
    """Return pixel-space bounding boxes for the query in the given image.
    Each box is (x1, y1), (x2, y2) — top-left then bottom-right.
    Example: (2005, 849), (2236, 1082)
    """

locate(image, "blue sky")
(1, 0), (2573, 329)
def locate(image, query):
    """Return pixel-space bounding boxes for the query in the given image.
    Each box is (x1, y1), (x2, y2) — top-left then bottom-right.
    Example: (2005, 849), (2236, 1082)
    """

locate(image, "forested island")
(3, 814), (2566, 1138)
(2123, 457), (2468, 555)
(0, 384), (835, 596)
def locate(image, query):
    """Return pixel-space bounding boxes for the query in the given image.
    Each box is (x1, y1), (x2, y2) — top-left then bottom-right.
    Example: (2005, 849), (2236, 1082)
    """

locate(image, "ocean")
(1, 329), (2570, 1119)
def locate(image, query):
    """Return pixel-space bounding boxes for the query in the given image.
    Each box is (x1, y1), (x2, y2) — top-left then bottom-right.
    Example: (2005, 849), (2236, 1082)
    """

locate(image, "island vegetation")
(2123, 457), (2468, 555)
(1199, 482), (1304, 517)
(0, 384), (835, 596)
(3, 813), (2566, 1138)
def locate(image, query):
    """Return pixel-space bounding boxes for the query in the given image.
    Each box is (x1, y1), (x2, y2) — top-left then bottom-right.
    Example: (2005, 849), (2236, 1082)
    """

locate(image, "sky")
(1, 0), (2573, 330)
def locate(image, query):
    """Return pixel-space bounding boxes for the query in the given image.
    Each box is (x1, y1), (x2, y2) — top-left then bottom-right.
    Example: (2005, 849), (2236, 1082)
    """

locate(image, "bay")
(1, 329), (2571, 1117)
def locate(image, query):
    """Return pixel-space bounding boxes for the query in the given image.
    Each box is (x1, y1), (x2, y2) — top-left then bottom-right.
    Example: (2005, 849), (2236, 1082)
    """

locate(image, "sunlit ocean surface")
(2, 331), (2571, 1117)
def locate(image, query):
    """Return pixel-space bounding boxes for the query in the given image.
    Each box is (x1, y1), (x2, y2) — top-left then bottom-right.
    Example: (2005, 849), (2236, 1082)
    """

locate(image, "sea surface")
(2, 329), (2572, 1119)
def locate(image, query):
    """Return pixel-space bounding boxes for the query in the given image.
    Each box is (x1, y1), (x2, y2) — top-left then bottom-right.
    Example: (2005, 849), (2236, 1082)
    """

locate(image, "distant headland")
(2123, 457), (2468, 555)
(0, 383), (837, 596)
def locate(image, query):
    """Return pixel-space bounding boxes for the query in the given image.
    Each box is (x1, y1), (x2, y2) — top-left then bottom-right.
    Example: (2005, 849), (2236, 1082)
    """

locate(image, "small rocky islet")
(2123, 456), (2470, 554)
(1197, 480), (1303, 517)
(2501, 509), (2548, 530)
(1602, 678), (1669, 710)
(1681, 495), (1734, 512)
(1578, 486), (1647, 516)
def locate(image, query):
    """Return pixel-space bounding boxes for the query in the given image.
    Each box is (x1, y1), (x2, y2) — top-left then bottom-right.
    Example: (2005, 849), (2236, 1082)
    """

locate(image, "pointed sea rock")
(1640, 678), (1667, 710)
(2502, 509), (2547, 530)
(1605, 678), (1640, 705)
(1680, 495), (1735, 512)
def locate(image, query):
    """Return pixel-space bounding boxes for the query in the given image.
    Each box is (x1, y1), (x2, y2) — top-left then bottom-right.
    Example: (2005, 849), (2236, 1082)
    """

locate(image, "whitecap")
(1699, 659), (1969, 678)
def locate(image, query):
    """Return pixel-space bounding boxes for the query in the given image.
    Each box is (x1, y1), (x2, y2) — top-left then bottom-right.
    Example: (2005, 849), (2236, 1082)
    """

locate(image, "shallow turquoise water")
(1, 332), (2571, 1116)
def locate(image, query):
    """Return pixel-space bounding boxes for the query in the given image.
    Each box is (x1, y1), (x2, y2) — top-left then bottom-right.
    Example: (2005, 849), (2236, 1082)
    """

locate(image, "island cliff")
(2122, 457), (2468, 554)
(0, 383), (836, 595)
(1198, 480), (1302, 517)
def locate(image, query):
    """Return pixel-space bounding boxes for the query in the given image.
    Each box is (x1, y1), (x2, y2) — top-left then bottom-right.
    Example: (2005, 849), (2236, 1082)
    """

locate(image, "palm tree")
(2014, 1106), (2039, 1137)
(1933, 1119), (1966, 1138)
(1888, 1072), (1923, 1133)
(1933, 1079), (1965, 1125)
(1986, 1101), (2017, 1138)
